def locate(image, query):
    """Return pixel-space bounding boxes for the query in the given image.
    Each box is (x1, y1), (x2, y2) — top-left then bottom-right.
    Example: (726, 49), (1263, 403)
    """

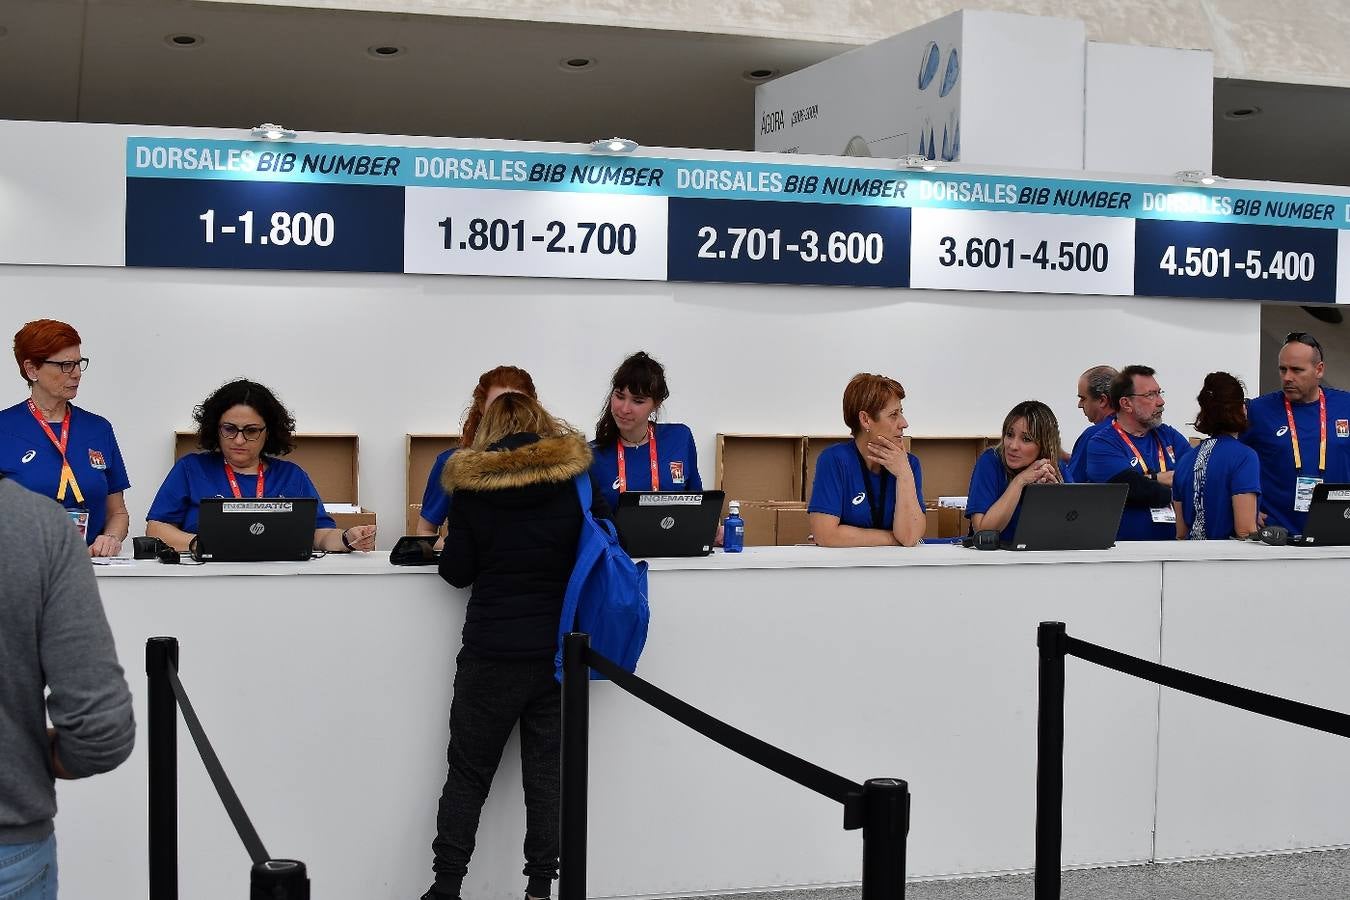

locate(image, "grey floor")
(699, 848), (1350, 900)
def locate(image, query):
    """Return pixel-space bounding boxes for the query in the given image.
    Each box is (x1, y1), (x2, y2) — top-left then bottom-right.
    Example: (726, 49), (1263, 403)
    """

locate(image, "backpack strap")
(574, 471), (592, 512)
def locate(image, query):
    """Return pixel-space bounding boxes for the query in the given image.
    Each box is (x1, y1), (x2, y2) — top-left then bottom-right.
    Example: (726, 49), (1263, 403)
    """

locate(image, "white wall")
(0, 120), (1261, 545)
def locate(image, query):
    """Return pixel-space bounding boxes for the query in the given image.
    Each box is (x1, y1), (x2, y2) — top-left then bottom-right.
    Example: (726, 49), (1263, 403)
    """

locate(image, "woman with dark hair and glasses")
(589, 351), (702, 511)
(0, 319), (130, 555)
(145, 379), (376, 553)
(965, 400), (1071, 542)
(1240, 330), (1350, 534)
(1174, 372), (1260, 540)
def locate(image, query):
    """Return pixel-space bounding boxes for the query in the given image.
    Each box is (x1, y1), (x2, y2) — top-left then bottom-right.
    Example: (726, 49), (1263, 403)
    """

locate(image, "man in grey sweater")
(0, 476), (136, 898)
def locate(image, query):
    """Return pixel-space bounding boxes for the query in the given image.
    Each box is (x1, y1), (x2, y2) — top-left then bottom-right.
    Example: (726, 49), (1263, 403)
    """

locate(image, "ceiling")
(1, 0), (1348, 186)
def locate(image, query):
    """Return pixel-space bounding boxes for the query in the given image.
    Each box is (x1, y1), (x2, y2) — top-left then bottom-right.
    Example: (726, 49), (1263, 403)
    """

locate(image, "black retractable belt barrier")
(1033, 621), (1350, 900)
(147, 637), (310, 900)
(560, 633), (909, 900)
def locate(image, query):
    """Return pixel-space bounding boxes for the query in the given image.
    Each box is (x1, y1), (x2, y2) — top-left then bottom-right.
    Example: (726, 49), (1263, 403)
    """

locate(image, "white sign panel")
(1338, 229), (1350, 304)
(403, 187), (667, 280)
(909, 207), (1135, 295)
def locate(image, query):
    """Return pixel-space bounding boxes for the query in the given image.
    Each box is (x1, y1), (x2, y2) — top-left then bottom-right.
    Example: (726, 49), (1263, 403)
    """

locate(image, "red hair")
(842, 373), (906, 435)
(461, 366), (538, 445)
(14, 319), (81, 385)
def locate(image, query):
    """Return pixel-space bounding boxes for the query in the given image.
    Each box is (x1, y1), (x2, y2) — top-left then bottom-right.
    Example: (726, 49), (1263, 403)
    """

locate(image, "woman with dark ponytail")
(1173, 372), (1261, 540)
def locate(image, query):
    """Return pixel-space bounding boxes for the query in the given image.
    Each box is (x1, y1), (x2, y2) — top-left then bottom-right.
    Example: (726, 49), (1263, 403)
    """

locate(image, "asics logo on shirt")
(851, 491), (867, 505)
(21, 449), (36, 464)
(1276, 426), (1289, 437)
(1129, 457), (1139, 467)
(612, 477), (622, 490)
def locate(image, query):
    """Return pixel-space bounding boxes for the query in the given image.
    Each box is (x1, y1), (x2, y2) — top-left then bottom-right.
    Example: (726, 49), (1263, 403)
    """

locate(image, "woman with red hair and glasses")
(416, 366), (538, 545)
(0, 319), (130, 556)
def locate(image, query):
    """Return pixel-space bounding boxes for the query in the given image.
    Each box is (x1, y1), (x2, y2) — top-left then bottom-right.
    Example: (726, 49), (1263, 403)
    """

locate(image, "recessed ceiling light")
(1223, 106), (1262, 121)
(164, 33), (203, 48)
(742, 68), (778, 83)
(368, 45), (405, 59)
(560, 56), (595, 72)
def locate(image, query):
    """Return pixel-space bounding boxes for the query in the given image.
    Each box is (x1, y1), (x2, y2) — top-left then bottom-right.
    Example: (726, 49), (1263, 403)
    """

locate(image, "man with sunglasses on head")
(1085, 365), (1193, 540)
(1240, 332), (1350, 534)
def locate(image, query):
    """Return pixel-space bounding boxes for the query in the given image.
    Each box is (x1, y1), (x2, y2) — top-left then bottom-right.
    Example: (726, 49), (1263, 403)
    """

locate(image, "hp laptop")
(614, 491), (725, 558)
(195, 497), (318, 562)
(1291, 483), (1350, 546)
(1001, 483), (1128, 551)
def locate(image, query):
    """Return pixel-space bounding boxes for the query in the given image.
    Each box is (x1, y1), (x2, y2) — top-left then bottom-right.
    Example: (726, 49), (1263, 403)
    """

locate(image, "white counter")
(56, 544), (1350, 899)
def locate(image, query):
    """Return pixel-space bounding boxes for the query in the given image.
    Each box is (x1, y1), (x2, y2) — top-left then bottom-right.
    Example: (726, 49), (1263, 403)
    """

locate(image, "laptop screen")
(195, 497), (319, 562)
(613, 491), (725, 558)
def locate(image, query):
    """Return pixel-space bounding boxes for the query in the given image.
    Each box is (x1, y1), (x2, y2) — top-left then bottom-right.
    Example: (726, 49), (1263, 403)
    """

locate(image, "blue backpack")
(555, 474), (650, 681)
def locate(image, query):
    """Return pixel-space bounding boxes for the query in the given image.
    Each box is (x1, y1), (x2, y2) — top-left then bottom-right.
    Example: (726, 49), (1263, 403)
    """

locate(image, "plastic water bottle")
(724, 501), (745, 553)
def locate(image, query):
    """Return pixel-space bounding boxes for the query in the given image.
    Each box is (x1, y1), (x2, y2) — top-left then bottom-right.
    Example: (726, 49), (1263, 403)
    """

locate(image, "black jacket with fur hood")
(438, 430), (610, 659)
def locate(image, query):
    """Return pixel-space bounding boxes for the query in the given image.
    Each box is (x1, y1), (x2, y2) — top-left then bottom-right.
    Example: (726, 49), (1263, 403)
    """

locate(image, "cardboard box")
(805, 435), (851, 502)
(776, 505), (814, 545)
(924, 505), (967, 540)
(908, 436), (998, 500)
(735, 500), (809, 546)
(173, 431), (376, 529)
(715, 434), (805, 506)
(406, 433), (462, 534)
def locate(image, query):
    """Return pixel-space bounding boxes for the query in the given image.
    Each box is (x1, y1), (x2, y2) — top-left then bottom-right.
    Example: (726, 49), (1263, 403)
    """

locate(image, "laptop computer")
(1291, 483), (1350, 546)
(195, 497), (319, 562)
(613, 490), (725, 558)
(1001, 483), (1128, 551)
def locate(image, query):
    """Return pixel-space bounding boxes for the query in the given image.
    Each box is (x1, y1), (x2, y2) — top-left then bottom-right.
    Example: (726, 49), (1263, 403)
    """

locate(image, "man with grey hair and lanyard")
(1241, 331), (1350, 534)
(1067, 364), (1118, 483)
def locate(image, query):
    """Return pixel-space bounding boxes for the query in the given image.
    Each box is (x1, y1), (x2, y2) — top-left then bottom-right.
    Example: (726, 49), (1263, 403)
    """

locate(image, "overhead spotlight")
(1176, 170), (1221, 186)
(900, 154), (939, 172)
(590, 137), (638, 154)
(251, 123), (297, 141)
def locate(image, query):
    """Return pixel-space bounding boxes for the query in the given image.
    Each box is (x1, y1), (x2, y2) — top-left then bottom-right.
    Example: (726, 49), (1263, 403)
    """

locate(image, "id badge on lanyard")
(1113, 421), (1172, 522)
(615, 425), (659, 493)
(67, 508), (90, 537)
(1286, 391), (1326, 513)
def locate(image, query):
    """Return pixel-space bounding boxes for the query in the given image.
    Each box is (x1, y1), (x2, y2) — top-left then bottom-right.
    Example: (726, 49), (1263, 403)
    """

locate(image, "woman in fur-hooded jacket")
(422, 392), (608, 900)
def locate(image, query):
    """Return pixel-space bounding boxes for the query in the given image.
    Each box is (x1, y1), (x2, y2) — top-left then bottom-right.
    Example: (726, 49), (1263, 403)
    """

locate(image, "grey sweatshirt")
(0, 477), (135, 844)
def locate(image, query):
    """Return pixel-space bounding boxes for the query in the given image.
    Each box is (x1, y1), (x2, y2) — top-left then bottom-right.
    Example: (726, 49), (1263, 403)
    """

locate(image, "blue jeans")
(0, 834), (57, 900)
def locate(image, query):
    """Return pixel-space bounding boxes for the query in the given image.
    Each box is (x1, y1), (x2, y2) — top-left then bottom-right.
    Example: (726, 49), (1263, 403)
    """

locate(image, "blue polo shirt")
(147, 451), (336, 533)
(1067, 420), (1109, 485)
(1085, 417), (1193, 540)
(965, 448), (1073, 542)
(419, 447), (457, 528)
(589, 422), (702, 511)
(0, 401), (130, 544)
(1240, 388), (1350, 533)
(1173, 435), (1261, 540)
(808, 440), (924, 530)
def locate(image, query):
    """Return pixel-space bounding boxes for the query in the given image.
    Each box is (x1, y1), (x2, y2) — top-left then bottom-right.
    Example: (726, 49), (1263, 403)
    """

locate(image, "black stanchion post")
(251, 859), (310, 899)
(860, 777), (909, 900)
(559, 633), (591, 900)
(146, 636), (180, 900)
(1035, 622), (1068, 900)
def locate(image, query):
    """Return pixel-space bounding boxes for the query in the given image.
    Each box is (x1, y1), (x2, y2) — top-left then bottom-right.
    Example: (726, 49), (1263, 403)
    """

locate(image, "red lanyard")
(223, 458), (265, 498)
(1284, 389), (1326, 473)
(27, 399), (85, 504)
(1112, 420), (1167, 475)
(615, 424), (659, 493)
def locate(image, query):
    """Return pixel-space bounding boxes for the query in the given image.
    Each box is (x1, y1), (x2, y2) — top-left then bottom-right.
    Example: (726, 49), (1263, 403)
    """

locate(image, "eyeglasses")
(40, 357), (89, 374)
(219, 423), (267, 441)
(1127, 390), (1166, 401)
(1285, 331), (1324, 360)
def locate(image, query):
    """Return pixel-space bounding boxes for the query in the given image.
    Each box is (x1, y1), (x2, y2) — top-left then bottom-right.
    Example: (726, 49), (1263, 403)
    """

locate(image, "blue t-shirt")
(1067, 420), (1109, 485)
(807, 440), (924, 530)
(1085, 417), (1193, 541)
(1173, 435), (1261, 540)
(1240, 388), (1350, 533)
(964, 447), (1073, 542)
(0, 401), (131, 544)
(589, 422), (703, 511)
(146, 451), (336, 533)
(419, 447), (457, 528)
